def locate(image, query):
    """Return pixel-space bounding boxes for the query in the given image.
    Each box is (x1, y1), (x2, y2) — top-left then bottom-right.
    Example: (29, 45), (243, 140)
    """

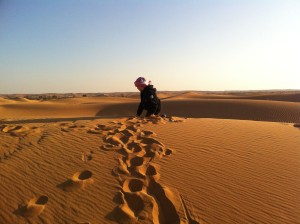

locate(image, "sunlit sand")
(0, 91), (300, 223)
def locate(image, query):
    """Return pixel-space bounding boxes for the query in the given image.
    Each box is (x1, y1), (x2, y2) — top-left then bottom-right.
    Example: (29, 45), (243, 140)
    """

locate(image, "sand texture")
(0, 91), (300, 224)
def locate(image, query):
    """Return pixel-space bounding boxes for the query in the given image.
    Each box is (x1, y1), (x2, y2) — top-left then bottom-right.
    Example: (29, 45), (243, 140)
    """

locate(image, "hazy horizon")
(1, 89), (300, 96)
(1, 0), (299, 94)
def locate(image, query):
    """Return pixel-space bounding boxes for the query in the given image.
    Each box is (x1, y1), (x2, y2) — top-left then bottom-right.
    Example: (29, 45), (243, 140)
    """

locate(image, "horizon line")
(1, 89), (300, 96)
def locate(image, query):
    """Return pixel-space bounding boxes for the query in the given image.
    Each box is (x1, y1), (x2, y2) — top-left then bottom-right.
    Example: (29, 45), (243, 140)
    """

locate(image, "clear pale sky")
(0, 0), (299, 94)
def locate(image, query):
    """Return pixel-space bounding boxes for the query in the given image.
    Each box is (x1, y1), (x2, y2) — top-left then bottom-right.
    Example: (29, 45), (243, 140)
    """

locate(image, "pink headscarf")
(134, 77), (151, 88)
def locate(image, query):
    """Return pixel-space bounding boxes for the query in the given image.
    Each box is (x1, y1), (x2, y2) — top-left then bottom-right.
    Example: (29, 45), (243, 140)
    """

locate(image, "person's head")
(134, 77), (149, 91)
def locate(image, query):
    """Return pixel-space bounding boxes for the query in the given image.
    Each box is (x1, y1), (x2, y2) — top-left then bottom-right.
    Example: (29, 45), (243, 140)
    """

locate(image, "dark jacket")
(136, 85), (161, 116)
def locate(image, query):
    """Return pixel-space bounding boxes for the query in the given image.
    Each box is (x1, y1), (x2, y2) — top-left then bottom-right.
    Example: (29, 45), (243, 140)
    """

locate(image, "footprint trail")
(100, 116), (197, 223)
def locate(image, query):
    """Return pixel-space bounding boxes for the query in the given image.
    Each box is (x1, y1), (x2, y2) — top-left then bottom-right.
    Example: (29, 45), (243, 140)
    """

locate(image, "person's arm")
(136, 102), (143, 116)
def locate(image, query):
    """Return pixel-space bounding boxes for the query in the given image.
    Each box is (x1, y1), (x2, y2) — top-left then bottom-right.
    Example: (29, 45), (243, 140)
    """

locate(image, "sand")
(0, 92), (300, 224)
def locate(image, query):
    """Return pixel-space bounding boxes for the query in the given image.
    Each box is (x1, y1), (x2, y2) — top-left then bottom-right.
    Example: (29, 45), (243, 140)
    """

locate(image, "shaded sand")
(1, 92), (300, 223)
(0, 96), (137, 120)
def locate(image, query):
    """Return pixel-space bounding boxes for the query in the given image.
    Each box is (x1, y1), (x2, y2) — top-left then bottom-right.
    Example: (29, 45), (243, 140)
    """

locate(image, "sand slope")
(150, 119), (300, 224)
(0, 117), (192, 223)
(0, 119), (119, 223)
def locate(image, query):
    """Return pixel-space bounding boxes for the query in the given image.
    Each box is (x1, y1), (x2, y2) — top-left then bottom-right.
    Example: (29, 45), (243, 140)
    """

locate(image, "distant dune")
(0, 91), (299, 223)
(0, 97), (14, 104)
(1, 91), (299, 123)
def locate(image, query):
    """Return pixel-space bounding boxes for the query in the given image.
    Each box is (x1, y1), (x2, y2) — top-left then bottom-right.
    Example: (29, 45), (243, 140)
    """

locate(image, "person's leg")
(146, 100), (161, 117)
(154, 100), (161, 115)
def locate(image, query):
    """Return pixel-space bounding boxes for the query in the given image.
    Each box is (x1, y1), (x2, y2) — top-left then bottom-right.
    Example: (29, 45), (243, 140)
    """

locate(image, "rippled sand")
(0, 92), (299, 223)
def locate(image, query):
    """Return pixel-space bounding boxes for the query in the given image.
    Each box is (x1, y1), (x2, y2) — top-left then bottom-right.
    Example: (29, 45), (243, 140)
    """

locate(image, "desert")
(0, 91), (300, 224)
(2, 0), (300, 223)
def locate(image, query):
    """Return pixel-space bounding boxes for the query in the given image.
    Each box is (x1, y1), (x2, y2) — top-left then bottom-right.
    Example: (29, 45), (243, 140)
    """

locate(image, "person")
(134, 77), (161, 117)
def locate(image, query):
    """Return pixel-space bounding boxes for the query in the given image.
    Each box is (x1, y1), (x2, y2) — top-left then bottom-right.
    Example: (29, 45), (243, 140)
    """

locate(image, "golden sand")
(0, 92), (299, 223)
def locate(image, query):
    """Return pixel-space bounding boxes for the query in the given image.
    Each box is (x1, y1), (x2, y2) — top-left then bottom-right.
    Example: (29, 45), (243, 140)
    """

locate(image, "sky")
(0, 0), (299, 94)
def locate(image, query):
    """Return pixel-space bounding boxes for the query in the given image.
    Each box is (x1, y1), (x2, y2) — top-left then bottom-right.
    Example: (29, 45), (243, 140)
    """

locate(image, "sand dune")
(160, 91), (300, 102)
(97, 98), (300, 123)
(1, 93), (300, 123)
(0, 97), (15, 104)
(0, 92), (300, 223)
(237, 92), (300, 102)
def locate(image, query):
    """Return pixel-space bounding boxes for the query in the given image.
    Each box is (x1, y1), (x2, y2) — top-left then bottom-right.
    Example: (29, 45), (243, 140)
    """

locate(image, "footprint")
(1, 125), (31, 137)
(140, 130), (156, 137)
(143, 143), (165, 160)
(125, 117), (140, 124)
(100, 143), (122, 151)
(97, 124), (109, 130)
(141, 116), (166, 125)
(88, 124), (114, 134)
(112, 158), (130, 176)
(123, 178), (145, 193)
(146, 164), (159, 176)
(164, 148), (173, 156)
(6, 125), (41, 137)
(0, 124), (7, 132)
(110, 121), (124, 125)
(15, 195), (48, 217)
(126, 141), (143, 154)
(59, 123), (68, 126)
(61, 128), (70, 132)
(140, 137), (164, 147)
(129, 156), (145, 168)
(112, 165), (130, 176)
(116, 132), (132, 145)
(139, 163), (160, 181)
(123, 192), (145, 216)
(147, 180), (180, 223)
(109, 191), (158, 223)
(126, 125), (141, 133)
(117, 127), (133, 134)
(150, 143), (165, 154)
(57, 170), (94, 192)
(69, 125), (77, 129)
(87, 128), (102, 134)
(2, 125), (22, 133)
(119, 156), (131, 172)
(82, 151), (93, 162)
(60, 124), (84, 132)
(104, 133), (128, 146)
(169, 116), (186, 123)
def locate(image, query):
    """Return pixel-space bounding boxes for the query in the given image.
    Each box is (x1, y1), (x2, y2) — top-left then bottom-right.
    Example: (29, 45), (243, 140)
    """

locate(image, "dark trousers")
(145, 100), (161, 117)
